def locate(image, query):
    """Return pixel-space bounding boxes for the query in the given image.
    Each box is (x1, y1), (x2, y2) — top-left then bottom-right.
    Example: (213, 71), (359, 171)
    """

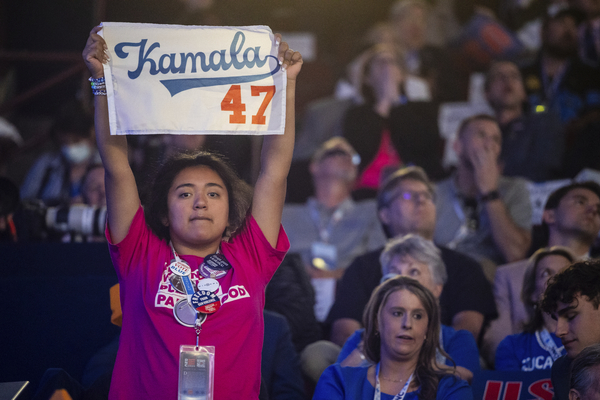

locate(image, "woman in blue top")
(495, 247), (574, 371)
(313, 276), (472, 400)
(336, 234), (479, 382)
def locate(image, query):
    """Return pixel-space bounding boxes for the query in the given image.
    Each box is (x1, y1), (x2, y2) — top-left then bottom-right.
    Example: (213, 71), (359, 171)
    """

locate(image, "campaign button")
(199, 263), (228, 279)
(173, 299), (198, 327)
(204, 253), (232, 271)
(191, 290), (221, 314)
(169, 259), (191, 276)
(197, 278), (220, 293)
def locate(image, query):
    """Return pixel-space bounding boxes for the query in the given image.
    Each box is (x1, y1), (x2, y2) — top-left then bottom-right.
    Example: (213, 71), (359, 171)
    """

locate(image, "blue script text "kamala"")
(115, 31), (276, 80)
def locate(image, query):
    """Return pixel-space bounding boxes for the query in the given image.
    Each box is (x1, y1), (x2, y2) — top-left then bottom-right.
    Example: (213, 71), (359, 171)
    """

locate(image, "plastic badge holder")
(178, 345), (215, 400)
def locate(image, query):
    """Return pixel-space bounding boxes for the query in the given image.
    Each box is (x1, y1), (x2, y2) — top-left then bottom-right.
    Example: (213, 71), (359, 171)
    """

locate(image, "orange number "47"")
(220, 85), (276, 125)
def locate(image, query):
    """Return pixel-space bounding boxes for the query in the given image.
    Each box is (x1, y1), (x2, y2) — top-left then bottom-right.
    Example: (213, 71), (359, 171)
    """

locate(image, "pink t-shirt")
(356, 129), (401, 190)
(106, 206), (289, 400)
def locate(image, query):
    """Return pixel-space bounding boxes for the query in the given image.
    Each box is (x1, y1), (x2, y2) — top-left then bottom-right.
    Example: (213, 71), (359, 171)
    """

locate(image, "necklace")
(379, 375), (404, 383)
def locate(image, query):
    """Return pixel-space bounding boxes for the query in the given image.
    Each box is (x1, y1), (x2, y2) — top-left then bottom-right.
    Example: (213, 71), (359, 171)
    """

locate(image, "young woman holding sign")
(82, 26), (302, 400)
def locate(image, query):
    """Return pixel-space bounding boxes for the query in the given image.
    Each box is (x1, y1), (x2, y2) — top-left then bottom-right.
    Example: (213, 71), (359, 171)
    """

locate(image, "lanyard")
(446, 196), (476, 250)
(308, 198), (352, 243)
(170, 242), (197, 303)
(541, 60), (569, 104)
(536, 328), (564, 361)
(374, 363), (414, 400)
(169, 242), (217, 345)
(436, 329), (446, 366)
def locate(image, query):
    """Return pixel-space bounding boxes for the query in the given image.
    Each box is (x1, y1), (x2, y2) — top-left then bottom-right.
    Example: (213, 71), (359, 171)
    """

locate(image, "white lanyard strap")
(308, 198), (352, 243)
(435, 329), (446, 366)
(446, 197), (471, 250)
(374, 363), (414, 400)
(536, 328), (564, 361)
(170, 241), (182, 262)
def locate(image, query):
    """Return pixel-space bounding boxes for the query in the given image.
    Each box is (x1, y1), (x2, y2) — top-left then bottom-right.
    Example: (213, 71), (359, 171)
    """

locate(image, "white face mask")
(61, 142), (92, 164)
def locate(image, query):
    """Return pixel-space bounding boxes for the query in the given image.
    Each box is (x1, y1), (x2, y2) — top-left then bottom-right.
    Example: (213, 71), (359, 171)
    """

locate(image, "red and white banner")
(100, 23), (286, 135)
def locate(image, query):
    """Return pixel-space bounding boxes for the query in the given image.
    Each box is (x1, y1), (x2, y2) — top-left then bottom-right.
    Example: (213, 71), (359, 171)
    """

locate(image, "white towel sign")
(100, 23), (286, 136)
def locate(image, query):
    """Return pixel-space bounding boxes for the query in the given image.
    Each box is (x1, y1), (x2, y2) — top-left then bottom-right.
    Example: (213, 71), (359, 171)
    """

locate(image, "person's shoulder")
(524, 109), (562, 126)
(498, 331), (525, 348)
(442, 324), (472, 341)
(28, 151), (62, 170)
(495, 258), (529, 277)
(498, 175), (531, 190)
(324, 363), (369, 380)
(343, 248), (384, 278)
(264, 309), (288, 328)
(438, 246), (481, 270)
(353, 198), (379, 212)
(353, 198), (376, 207)
(435, 176), (453, 190)
(352, 248), (383, 264)
(305, 96), (354, 113)
(282, 202), (309, 218)
(552, 354), (572, 372)
(437, 374), (473, 399)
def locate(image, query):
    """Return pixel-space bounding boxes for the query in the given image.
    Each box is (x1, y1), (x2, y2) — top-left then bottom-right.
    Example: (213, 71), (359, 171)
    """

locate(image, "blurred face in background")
(82, 166), (106, 207)
(546, 188), (600, 242)
(385, 255), (443, 298)
(392, 3), (427, 51)
(310, 147), (358, 184)
(533, 254), (573, 303)
(455, 119), (502, 170)
(364, 48), (404, 93)
(485, 62), (527, 111)
(544, 15), (580, 58)
(379, 179), (436, 240)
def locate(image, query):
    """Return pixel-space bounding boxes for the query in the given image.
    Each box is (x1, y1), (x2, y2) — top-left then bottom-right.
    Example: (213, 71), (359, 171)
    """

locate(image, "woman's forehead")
(385, 288), (424, 309)
(172, 165), (225, 187)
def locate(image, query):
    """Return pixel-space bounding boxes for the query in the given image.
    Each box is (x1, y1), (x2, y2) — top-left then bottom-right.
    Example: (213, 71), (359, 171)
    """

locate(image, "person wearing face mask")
(20, 103), (99, 207)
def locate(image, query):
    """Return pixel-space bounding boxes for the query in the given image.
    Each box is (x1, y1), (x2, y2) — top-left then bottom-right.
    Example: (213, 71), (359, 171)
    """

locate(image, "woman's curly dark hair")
(144, 150), (253, 242)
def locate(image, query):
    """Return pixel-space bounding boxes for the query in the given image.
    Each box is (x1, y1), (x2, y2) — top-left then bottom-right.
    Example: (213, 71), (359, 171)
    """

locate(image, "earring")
(424, 335), (427, 340)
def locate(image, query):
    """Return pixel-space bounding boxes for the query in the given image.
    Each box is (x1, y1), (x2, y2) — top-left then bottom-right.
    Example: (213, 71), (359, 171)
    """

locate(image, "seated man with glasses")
(326, 166), (497, 347)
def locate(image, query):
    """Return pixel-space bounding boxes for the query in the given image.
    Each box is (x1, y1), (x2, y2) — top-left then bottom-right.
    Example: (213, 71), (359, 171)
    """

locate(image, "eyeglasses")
(386, 190), (434, 205)
(319, 148), (361, 166)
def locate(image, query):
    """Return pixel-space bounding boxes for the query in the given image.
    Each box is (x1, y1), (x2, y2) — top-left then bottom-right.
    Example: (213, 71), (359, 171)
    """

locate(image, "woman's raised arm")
(251, 34), (303, 247)
(83, 26), (140, 243)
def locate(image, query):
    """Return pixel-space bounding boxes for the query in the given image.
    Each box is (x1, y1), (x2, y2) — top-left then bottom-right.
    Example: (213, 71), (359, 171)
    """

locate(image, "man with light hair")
(569, 343), (600, 400)
(380, 233), (447, 293)
(282, 137), (386, 321)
